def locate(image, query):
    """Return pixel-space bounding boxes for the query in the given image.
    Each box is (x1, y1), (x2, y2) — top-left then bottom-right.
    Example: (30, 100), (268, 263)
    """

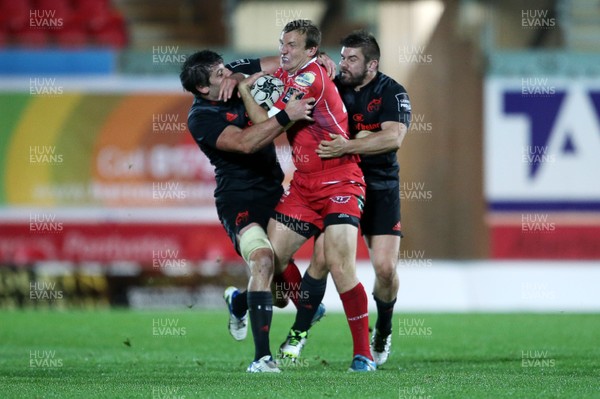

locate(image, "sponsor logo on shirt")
(227, 58), (251, 68)
(396, 93), (411, 112)
(353, 113), (365, 122)
(295, 72), (316, 87)
(354, 122), (381, 131)
(226, 112), (238, 122)
(282, 87), (305, 104)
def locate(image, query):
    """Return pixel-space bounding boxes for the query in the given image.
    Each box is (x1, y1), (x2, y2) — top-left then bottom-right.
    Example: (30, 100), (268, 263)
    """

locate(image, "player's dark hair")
(180, 50), (223, 96)
(283, 19), (321, 49)
(340, 30), (381, 63)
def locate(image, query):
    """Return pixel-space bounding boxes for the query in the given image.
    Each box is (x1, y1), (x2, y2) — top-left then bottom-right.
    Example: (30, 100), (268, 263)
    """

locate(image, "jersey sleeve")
(187, 109), (231, 149)
(380, 83), (412, 128)
(225, 58), (262, 75)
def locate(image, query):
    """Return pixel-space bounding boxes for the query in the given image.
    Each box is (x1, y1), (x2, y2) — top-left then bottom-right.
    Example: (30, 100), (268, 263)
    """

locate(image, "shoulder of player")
(189, 99), (245, 128)
(374, 72), (407, 95)
(295, 60), (326, 86)
(194, 97), (244, 113)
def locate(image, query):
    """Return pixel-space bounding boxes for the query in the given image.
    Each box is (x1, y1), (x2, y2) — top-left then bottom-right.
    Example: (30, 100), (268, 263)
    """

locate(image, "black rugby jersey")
(335, 72), (411, 190)
(187, 95), (284, 200)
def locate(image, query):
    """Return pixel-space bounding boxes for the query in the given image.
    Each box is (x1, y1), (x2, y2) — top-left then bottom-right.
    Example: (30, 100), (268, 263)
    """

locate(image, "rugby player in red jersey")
(237, 20), (376, 372)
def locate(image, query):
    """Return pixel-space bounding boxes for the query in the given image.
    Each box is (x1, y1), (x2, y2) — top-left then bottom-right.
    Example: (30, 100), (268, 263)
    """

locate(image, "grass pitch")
(0, 310), (599, 398)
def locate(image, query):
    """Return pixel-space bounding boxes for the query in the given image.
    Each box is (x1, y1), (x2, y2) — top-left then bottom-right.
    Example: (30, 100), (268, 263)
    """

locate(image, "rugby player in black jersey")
(315, 31), (412, 366)
(180, 50), (315, 373)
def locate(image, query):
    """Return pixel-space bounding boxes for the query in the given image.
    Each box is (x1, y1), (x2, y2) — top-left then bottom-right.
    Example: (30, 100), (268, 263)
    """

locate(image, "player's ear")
(307, 46), (318, 58)
(197, 85), (210, 95)
(368, 59), (378, 72)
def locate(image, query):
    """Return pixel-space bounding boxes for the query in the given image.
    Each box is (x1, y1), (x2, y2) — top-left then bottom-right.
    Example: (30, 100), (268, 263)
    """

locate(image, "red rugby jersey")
(270, 58), (359, 173)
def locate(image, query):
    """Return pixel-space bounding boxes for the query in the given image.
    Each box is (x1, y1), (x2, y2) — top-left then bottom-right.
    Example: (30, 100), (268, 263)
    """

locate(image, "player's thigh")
(323, 223), (359, 267)
(267, 218), (309, 271)
(323, 224), (359, 292)
(217, 192), (280, 253)
(364, 234), (401, 273)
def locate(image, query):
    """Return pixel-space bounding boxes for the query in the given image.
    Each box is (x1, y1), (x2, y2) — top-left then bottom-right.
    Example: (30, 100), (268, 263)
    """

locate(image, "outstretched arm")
(216, 93), (315, 154)
(316, 121), (407, 158)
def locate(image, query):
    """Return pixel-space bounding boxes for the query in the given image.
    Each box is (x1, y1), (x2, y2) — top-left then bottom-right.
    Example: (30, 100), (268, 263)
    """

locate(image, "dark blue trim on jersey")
(489, 201), (600, 211)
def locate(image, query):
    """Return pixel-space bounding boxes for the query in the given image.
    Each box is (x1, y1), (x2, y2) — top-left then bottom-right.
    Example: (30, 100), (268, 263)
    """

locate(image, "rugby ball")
(250, 75), (284, 110)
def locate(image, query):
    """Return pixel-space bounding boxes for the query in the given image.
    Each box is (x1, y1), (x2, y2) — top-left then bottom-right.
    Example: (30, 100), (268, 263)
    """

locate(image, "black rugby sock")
(231, 290), (248, 318)
(247, 291), (273, 361)
(374, 295), (396, 336)
(291, 273), (327, 332)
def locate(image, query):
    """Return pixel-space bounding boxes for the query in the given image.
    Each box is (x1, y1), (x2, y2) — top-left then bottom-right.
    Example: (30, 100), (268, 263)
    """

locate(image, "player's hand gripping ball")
(250, 75), (284, 110)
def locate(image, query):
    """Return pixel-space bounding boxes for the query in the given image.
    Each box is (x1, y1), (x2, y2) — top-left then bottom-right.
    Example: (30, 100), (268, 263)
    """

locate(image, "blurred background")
(1, 0), (599, 312)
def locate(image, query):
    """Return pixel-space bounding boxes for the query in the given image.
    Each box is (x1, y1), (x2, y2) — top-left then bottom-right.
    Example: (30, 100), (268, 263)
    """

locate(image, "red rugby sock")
(340, 283), (372, 359)
(273, 260), (302, 308)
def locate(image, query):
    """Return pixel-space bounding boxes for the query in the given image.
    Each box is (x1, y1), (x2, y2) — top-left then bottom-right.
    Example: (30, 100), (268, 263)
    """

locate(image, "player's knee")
(308, 253), (327, 277)
(250, 256), (273, 279)
(328, 261), (351, 280)
(307, 262), (328, 280)
(239, 225), (273, 265)
(248, 248), (274, 288)
(373, 258), (398, 284)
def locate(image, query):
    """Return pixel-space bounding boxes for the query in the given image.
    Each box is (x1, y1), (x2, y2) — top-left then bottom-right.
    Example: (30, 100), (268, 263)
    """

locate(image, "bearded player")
(316, 30), (411, 366)
(236, 20), (376, 372)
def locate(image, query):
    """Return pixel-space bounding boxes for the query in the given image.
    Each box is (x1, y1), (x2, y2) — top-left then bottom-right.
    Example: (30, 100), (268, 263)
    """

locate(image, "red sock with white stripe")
(339, 282), (372, 359)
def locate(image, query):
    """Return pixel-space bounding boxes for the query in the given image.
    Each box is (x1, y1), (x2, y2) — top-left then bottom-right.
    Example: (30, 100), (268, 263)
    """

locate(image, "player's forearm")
(239, 117), (284, 153)
(259, 56), (281, 74)
(350, 123), (407, 155)
(348, 130), (400, 156)
(238, 84), (269, 124)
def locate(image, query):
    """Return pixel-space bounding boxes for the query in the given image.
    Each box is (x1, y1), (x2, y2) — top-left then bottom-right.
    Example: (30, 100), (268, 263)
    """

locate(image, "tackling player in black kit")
(180, 50), (314, 373)
(315, 31), (411, 366)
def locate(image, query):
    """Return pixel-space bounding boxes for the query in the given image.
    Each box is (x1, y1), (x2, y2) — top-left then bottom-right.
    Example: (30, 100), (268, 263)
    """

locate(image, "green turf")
(0, 311), (599, 398)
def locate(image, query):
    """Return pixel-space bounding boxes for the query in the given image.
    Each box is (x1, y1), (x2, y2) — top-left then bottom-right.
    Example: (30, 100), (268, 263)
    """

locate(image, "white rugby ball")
(250, 75), (284, 109)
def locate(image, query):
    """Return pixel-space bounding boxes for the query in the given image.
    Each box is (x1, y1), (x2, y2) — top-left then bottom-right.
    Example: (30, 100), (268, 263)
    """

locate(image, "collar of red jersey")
(287, 57), (318, 77)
